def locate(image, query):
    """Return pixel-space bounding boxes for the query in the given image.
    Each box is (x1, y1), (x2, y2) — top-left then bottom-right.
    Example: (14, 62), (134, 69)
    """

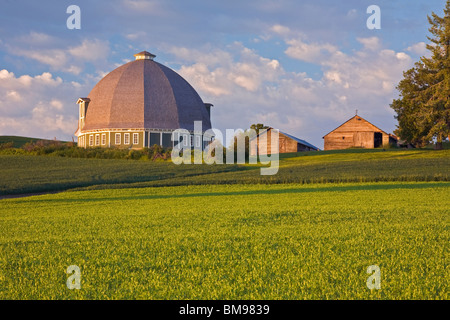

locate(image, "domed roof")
(82, 51), (211, 132)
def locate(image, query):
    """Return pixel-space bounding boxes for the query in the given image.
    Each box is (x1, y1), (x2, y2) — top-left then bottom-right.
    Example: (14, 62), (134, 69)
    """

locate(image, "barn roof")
(79, 51), (211, 132)
(250, 127), (320, 150)
(322, 115), (388, 138)
(279, 131), (320, 150)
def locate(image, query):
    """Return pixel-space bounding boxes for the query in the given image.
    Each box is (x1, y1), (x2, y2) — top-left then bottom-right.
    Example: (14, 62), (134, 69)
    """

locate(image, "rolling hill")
(0, 135), (70, 148)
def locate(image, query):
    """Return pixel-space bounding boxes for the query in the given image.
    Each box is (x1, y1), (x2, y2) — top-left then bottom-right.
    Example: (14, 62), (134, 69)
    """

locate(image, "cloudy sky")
(0, 0), (445, 148)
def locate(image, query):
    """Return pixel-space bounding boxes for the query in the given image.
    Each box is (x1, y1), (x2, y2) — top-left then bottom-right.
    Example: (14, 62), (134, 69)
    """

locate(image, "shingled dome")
(82, 51), (211, 131)
(75, 51), (214, 149)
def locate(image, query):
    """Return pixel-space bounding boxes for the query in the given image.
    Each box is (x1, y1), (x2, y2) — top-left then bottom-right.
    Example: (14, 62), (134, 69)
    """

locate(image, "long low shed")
(250, 128), (319, 155)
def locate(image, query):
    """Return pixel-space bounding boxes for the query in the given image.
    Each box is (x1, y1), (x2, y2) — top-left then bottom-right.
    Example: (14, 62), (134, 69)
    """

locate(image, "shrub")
(15, 139), (172, 161)
(0, 142), (14, 150)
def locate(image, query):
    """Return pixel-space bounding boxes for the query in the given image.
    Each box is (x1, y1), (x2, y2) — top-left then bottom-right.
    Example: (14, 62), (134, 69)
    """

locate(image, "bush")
(15, 139), (173, 161)
(0, 147), (27, 155)
(22, 140), (66, 154)
(0, 142), (14, 150)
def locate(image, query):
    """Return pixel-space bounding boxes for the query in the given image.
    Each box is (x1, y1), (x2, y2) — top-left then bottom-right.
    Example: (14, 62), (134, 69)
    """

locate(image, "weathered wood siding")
(250, 129), (277, 155)
(280, 133), (298, 154)
(250, 129), (315, 155)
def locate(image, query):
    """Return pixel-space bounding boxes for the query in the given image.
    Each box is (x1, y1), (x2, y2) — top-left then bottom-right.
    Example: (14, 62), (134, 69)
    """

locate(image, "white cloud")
(34, 72), (63, 86)
(357, 37), (381, 51)
(0, 69), (89, 140)
(0, 24), (415, 147)
(167, 31), (414, 148)
(6, 33), (110, 75)
(406, 42), (428, 56)
(16, 31), (56, 46)
(178, 63), (231, 96)
(68, 39), (109, 62)
(0, 69), (14, 80)
(13, 48), (68, 70)
(175, 43), (283, 97)
(50, 99), (63, 110)
(125, 31), (146, 40)
(6, 90), (22, 101)
(285, 38), (340, 64)
(271, 24), (291, 36)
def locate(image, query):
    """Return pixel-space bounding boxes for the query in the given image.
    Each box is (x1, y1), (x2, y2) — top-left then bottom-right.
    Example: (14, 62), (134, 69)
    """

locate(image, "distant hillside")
(0, 136), (69, 148)
(0, 148), (449, 196)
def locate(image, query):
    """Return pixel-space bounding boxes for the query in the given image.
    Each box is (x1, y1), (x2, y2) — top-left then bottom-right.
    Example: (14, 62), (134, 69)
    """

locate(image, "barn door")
(374, 132), (382, 148)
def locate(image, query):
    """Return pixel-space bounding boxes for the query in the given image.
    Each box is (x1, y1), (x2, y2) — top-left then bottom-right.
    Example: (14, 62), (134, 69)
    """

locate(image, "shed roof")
(279, 130), (320, 150)
(250, 127), (320, 151)
(322, 115), (388, 138)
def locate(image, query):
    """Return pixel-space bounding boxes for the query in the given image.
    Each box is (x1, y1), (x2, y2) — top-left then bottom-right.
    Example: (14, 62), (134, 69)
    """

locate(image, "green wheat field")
(0, 148), (449, 299)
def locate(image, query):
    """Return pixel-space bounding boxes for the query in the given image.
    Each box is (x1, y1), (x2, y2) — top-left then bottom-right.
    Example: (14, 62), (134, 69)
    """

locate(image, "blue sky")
(0, 0), (446, 148)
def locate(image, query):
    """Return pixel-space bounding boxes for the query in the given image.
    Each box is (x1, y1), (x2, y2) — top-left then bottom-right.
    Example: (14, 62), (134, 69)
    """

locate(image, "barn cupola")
(134, 51), (156, 60)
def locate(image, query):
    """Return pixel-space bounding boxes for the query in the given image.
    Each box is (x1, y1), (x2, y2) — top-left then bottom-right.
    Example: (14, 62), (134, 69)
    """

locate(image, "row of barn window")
(114, 133), (139, 145)
(84, 133), (139, 146)
(78, 132), (206, 148)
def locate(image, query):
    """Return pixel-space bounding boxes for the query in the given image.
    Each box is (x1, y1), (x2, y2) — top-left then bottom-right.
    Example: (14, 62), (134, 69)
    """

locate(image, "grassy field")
(1, 148), (449, 195)
(0, 154), (243, 195)
(0, 182), (448, 299)
(0, 135), (67, 148)
(0, 148), (448, 299)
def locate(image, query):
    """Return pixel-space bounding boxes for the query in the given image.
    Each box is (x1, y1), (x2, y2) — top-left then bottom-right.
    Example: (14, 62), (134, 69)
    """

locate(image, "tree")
(250, 123), (269, 133)
(228, 124), (269, 162)
(391, 1), (450, 149)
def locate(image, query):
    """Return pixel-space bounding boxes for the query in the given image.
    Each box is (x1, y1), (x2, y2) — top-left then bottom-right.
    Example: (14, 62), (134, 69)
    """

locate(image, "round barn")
(75, 51), (214, 149)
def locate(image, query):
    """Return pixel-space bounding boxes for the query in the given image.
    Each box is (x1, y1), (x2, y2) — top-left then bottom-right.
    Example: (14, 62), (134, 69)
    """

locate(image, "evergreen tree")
(391, 1), (450, 148)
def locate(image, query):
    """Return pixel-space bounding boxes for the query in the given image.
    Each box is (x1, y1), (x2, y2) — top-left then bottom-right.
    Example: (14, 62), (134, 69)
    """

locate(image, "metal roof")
(250, 127), (320, 151)
(279, 130), (320, 150)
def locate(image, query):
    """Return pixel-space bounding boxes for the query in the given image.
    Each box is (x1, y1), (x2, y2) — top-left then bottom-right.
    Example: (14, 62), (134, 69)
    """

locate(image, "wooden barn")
(250, 128), (320, 155)
(75, 51), (214, 149)
(323, 115), (398, 150)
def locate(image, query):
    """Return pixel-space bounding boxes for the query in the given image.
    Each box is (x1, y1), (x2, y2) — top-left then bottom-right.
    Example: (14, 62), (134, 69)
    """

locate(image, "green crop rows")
(1, 148), (449, 195)
(0, 182), (448, 299)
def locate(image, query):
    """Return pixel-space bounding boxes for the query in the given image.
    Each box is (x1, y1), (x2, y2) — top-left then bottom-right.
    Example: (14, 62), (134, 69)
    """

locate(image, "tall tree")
(391, 1), (450, 148)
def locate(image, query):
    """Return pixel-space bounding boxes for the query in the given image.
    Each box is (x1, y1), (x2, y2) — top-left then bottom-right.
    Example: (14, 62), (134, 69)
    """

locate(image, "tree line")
(391, 1), (450, 149)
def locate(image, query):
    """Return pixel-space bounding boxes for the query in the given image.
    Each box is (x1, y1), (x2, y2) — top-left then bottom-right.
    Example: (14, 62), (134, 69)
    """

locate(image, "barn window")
(162, 133), (172, 148)
(150, 132), (160, 146)
(115, 133), (121, 145)
(89, 135), (93, 146)
(133, 133), (139, 145)
(101, 133), (106, 145)
(124, 133), (130, 145)
(95, 134), (100, 146)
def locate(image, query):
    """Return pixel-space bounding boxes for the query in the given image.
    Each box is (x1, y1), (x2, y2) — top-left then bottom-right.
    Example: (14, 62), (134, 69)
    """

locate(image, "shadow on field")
(9, 181), (449, 204)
